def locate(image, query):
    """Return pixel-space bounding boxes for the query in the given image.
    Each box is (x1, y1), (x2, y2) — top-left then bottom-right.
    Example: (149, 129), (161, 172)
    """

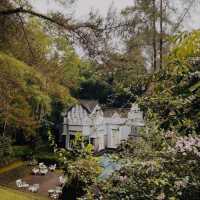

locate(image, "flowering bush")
(96, 141), (200, 199)
(92, 113), (200, 200)
(173, 135), (200, 157)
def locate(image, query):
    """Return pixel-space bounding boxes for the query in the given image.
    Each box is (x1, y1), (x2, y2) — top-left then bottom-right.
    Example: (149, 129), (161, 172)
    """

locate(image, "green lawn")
(0, 187), (48, 200)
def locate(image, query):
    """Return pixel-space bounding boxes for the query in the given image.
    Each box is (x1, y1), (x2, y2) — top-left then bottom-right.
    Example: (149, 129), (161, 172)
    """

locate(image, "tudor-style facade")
(62, 100), (144, 152)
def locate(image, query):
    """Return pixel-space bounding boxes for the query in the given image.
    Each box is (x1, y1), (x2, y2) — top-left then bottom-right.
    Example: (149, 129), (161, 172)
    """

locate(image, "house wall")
(63, 103), (144, 151)
(64, 104), (91, 148)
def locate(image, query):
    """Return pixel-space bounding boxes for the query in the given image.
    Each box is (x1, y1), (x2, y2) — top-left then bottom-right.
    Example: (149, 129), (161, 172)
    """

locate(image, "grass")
(0, 186), (48, 200)
(0, 161), (24, 174)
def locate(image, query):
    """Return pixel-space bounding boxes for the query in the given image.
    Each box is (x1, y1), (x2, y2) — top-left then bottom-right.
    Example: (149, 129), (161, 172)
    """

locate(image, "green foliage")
(0, 11), (79, 146)
(139, 31), (200, 135)
(119, 111), (168, 160)
(0, 136), (13, 157)
(95, 112), (200, 200)
(97, 31), (200, 200)
(99, 156), (199, 200)
(69, 133), (94, 159)
(74, 77), (113, 104)
(0, 52), (49, 136)
(13, 146), (33, 160)
(66, 158), (101, 187)
(47, 130), (57, 151)
(0, 49), (75, 140)
(54, 133), (101, 199)
(0, 52), (42, 134)
(34, 153), (61, 166)
(55, 133), (94, 166)
(73, 59), (147, 107)
(0, 136), (13, 166)
(12, 143), (60, 165)
(62, 158), (101, 200)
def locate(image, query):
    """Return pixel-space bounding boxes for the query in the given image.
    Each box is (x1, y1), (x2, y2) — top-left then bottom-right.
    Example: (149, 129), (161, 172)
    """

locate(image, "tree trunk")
(153, 0), (157, 72)
(3, 119), (7, 137)
(160, 0), (163, 70)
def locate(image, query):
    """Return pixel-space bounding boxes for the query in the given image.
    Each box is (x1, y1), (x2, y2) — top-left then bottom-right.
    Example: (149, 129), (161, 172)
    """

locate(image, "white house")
(62, 100), (144, 152)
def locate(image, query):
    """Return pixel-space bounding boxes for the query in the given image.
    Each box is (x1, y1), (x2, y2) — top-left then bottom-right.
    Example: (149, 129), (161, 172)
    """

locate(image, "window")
(131, 126), (137, 136)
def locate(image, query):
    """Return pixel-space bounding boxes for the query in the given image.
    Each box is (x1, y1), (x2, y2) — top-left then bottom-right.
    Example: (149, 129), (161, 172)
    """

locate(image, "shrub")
(13, 146), (33, 160)
(0, 136), (13, 157)
(85, 110), (200, 200)
(95, 123), (200, 200)
(0, 136), (14, 166)
(62, 158), (101, 200)
(34, 153), (61, 166)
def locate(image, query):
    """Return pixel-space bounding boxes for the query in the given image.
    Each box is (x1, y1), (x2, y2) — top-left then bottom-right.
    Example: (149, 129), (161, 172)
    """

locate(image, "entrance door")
(90, 138), (96, 146)
(111, 128), (120, 148)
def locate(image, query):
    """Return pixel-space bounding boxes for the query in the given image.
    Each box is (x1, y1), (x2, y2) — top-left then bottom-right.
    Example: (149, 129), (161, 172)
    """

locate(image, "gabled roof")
(66, 99), (130, 118)
(102, 107), (130, 118)
(79, 99), (99, 113)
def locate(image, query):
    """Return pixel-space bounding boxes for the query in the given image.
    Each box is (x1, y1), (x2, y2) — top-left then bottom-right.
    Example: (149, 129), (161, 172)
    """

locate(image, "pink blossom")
(173, 135), (200, 157)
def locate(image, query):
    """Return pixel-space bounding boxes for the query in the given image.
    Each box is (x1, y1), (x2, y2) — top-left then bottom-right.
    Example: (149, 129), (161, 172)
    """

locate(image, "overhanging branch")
(0, 7), (98, 31)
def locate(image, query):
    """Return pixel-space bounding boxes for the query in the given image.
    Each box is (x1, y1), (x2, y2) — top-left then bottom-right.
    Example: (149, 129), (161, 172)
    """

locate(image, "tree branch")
(0, 7), (98, 31)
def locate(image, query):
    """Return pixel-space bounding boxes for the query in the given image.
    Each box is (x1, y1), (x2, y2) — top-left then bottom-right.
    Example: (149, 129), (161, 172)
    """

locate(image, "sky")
(31, 0), (133, 18)
(29, 0), (200, 66)
(30, 0), (200, 30)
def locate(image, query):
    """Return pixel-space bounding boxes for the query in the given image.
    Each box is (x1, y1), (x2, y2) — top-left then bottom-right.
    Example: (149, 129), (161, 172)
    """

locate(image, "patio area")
(0, 161), (64, 198)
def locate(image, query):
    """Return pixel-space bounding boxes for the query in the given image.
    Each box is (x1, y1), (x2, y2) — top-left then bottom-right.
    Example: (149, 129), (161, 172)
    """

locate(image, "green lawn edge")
(0, 186), (48, 200)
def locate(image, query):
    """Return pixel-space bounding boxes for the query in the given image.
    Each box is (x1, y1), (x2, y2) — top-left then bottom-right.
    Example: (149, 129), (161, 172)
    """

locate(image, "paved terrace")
(0, 161), (63, 197)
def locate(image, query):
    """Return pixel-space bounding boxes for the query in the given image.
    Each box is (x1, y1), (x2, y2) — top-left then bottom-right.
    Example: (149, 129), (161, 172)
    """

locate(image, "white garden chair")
(33, 184), (39, 190)
(16, 179), (23, 188)
(40, 168), (48, 175)
(39, 162), (44, 167)
(49, 164), (56, 171)
(39, 162), (47, 169)
(28, 185), (34, 192)
(32, 168), (39, 175)
(28, 184), (39, 192)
